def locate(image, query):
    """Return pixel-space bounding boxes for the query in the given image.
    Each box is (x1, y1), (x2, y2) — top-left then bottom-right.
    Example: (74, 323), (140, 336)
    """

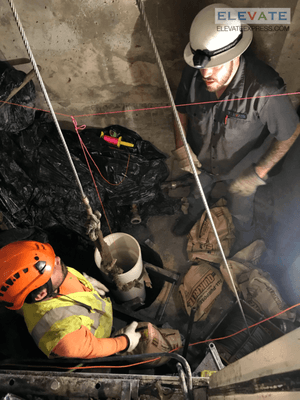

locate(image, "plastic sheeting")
(0, 61), (35, 132)
(0, 113), (178, 243)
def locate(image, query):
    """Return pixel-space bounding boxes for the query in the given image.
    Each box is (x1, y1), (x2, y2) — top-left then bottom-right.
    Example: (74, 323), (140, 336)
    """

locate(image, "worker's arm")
(255, 123), (300, 178)
(52, 326), (128, 359)
(174, 111), (188, 149)
(229, 123), (300, 197)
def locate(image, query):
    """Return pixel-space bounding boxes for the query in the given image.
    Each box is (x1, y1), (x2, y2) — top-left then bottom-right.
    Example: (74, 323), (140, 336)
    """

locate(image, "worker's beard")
(54, 260), (68, 292)
(60, 260), (68, 282)
(203, 61), (234, 93)
(50, 260), (68, 295)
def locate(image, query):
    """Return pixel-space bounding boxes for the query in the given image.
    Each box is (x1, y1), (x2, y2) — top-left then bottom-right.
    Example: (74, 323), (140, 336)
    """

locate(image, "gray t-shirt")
(175, 55), (299, 178)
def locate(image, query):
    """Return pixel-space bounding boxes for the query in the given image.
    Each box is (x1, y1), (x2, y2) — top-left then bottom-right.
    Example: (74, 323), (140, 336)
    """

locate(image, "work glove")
(228, 164), (267, 197)
(86, 211), (102, 241)
(123, 321), (141, 352)
(172, 145), (202, 174)
(82, 272), (109, 297)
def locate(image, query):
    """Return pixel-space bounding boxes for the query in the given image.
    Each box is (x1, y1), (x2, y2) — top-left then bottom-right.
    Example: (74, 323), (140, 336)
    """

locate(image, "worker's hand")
(228, 164), (267, 197)
(172, 145), (202, 174)
(82, 272), (109, 297)
(124, 321), (141, 352)
(86, 211), (102, 241)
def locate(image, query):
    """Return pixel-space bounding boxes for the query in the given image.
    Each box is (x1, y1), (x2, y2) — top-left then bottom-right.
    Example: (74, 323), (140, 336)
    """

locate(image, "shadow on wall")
(124, 0), (287, 104)
(125, 0), (205, 102)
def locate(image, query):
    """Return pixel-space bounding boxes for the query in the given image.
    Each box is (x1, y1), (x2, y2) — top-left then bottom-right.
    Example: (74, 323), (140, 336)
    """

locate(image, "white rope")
(7, 0), (89, 208)
(136, 0), (249, 333)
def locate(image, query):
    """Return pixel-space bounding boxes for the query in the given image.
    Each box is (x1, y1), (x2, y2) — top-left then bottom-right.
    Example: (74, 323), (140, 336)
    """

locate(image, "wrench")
(208, 342), (225, 370)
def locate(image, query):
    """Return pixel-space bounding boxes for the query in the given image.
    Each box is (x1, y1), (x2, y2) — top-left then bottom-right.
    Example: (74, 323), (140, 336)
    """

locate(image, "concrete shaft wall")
(1, 0), (299, 135)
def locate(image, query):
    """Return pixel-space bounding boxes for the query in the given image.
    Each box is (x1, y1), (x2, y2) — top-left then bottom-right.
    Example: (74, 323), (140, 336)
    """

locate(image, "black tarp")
(0, 113), (179, 245)
(0, 61), (179, 270)
(0, 61), (35, 132)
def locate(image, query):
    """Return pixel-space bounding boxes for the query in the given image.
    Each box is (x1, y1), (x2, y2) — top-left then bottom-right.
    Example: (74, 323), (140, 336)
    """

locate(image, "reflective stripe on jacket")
(22, 267), (113, 357)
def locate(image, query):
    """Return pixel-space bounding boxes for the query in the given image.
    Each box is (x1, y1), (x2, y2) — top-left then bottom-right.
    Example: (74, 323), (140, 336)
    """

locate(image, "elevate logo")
(215, 8), (291, 25)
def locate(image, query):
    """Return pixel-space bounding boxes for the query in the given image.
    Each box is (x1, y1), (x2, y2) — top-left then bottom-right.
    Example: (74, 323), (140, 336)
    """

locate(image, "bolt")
(51, 380), (61, 391)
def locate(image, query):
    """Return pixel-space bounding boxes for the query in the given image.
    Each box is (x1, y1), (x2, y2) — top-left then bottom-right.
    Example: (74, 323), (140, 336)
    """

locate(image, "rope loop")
(71, 116), (86, 134)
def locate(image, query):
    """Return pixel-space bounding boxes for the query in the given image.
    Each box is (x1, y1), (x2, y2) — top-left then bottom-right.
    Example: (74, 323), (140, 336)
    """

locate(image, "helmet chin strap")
(44, 262), (102, 314)
(45, 278), (54, 299)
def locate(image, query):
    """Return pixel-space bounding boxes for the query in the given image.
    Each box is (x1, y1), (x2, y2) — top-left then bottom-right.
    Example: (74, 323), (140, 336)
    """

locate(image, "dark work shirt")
(175, 55), (299, 177)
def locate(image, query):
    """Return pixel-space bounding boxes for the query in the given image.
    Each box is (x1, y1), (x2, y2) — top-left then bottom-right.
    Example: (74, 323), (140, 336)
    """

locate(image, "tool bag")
(220, 241), (296, 322)
(187, 198), (235, 263)
(238, 268), (296, 321)
(115, 322), (182, 366)
(179, 261), (224, 321)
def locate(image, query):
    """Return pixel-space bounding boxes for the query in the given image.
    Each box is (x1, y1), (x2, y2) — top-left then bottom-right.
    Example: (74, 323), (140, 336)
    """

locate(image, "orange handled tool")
(100, 131), (134, 148)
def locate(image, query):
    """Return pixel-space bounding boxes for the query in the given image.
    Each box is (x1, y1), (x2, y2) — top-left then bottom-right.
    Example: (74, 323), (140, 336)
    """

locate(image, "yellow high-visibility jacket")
(22, 267), (113, 357)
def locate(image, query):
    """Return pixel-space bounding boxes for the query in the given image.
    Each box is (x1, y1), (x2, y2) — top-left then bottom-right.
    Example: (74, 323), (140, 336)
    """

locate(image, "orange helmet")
(0, 241), (55, 310)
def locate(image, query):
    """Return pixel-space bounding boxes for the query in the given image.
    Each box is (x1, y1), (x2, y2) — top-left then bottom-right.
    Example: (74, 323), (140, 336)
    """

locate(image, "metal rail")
(0, 368), (208, 399)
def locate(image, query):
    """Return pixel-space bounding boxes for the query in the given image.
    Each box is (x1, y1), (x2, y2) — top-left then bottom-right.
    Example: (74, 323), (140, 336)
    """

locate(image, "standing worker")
(172, 3), (300, 252)
(0, 240), (141, 359)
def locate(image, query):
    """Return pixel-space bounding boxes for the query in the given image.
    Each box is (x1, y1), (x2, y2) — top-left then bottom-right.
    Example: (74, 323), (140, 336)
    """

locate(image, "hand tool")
(208, 342), (225, 370)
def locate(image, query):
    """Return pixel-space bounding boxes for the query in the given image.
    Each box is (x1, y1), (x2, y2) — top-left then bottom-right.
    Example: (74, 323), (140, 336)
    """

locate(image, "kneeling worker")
(0, 240), (141, 358)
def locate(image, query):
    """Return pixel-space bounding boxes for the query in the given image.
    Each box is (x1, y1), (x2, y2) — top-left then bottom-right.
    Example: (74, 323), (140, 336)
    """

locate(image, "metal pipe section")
(0, 352), (194, 393)
(136, 0), (249, 333)
(182, 307), (196, 359)
(131, 204), (142, 224)
(176, 363), (190, 400)
(1, 352), (192, 377)
(0, 369), (208, 399)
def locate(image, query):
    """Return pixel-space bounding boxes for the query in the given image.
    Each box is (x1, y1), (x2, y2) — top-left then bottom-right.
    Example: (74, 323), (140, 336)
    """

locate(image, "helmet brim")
(184, 28), (253, 69)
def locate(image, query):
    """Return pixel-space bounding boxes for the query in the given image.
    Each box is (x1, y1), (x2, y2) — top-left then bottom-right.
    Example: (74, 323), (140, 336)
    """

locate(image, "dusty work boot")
(172, 213), (199, 236)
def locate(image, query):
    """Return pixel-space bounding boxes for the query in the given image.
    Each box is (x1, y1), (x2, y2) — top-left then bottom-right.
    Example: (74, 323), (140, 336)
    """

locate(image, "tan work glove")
(228, 164), (267, 197)
(172, 145), (202, 174)
(86, 211), (102, 241)
(82, 272), (109, 297)
(123, 321), (141, 352)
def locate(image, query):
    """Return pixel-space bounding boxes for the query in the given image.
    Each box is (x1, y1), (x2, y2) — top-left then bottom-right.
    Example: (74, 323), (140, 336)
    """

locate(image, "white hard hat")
(184, 3), (253, 69)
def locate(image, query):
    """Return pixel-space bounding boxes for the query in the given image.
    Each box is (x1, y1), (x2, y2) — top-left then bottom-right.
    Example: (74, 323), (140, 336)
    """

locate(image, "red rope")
(55, 301), (300, 369)
(3, 302), (298, 371)
(1, 91), (300, 119)
(71, 116), (115, 234)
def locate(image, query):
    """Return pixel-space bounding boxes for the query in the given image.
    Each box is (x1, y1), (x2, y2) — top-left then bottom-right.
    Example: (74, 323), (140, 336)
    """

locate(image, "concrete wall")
(1, 0), (299, 137)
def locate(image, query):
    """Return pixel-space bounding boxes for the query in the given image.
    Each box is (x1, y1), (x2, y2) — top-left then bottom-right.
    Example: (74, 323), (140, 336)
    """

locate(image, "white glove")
(228, 164), (267, 197)
(82, 272), (109, 297)
(124, 321), (141, 352)
(172, 145), (202, 174)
